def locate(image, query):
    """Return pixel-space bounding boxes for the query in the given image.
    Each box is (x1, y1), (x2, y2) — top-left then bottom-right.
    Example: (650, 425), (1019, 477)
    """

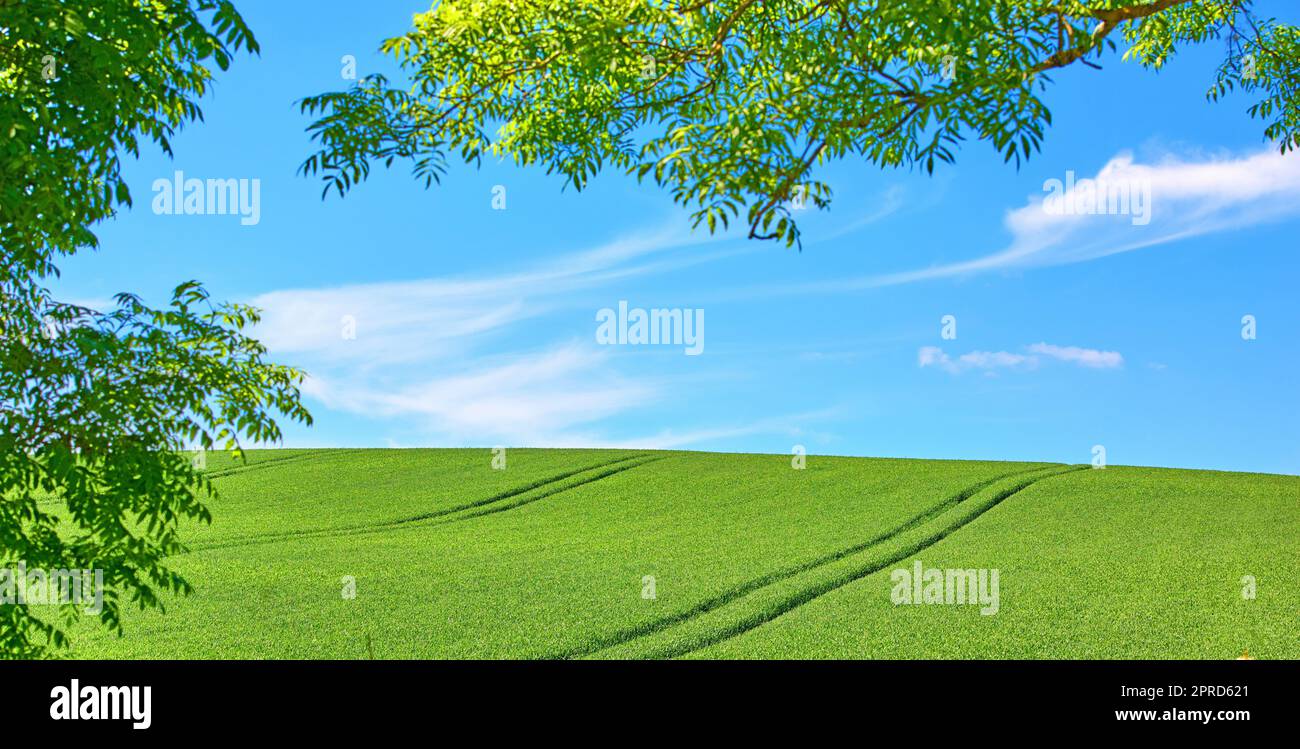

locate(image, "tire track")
(591, 463), (1088, 660)
(552, 463), (1056, 660)
(441, 454), (669, 525)
(201, 449), (361, 480)
(182, 453), (665, 554)
(31, 451), (350, 507)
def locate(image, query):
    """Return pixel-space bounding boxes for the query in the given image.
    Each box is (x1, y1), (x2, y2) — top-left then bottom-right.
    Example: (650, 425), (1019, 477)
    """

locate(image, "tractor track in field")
(200, 449), (361, 480)
(437, 454), (669, 524)
(180, 452), (667, 555)
(573, 462), (1088, 660)
(550, 462), (1054, 659)
(659, 463), (1089, 659)
(30, 451), (353, 506)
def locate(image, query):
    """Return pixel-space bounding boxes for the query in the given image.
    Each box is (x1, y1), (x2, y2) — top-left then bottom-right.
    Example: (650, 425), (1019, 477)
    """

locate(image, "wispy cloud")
(248, 221), (778, 447)
(302, 344), (829, 449)
(919, 343), (1123, 374)
(809, 185), (908, 243)
(249, 222), (734, 366)
(302, 344), (657, 445)
(1026, 342), (1123, 369)
(918, 347), (1036, 374)
(742, 147), (1300, 296)
(596, 406), (845, 450)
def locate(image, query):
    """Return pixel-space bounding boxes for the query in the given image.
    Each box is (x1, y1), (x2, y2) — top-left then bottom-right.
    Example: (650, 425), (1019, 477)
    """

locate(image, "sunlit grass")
(53, 450), (1298, 659)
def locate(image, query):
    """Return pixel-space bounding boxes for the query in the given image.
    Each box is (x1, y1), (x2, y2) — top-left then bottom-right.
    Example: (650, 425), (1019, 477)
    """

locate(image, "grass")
(49, 449), (1298, 659)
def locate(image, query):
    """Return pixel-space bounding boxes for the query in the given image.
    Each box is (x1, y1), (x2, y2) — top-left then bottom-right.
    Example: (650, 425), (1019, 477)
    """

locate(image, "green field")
(53, 449), (1298, 659)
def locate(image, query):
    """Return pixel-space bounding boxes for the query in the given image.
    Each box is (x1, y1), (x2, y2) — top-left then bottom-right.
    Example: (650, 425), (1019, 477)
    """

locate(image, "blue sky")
(54, 1), (1299, 474)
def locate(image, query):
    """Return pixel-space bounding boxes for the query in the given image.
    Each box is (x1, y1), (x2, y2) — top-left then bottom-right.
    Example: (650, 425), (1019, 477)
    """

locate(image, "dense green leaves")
(0, 285), (311, 658)
(300, 0), (1298, 248)
(1, 1), (309, 657)
(1, 0), (258, 278)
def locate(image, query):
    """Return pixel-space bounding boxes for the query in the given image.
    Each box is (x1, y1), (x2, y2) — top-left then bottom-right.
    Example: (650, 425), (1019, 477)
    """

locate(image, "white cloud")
(918, 346), (1036, 374)
(248, 221), (770, 447)
(919, 343), (1122, 374)
(248, 223), (732, 366)
(743, 147), (1300, 296)
(985, 147), (1300, 272)
(596, 406), (845, 450)
(301, 345), (830, 449)
(302, 344), (656, 444)
(810, 185), (908, 243)
(1026, 342), (1123, 369)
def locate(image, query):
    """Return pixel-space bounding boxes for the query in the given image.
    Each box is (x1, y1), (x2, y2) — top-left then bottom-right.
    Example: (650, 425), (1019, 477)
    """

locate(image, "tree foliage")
(1, 0), (259, 277)
(1, 1), (309, 657)
(0, 283), (310, 658)
(300, 0), (1299, 247)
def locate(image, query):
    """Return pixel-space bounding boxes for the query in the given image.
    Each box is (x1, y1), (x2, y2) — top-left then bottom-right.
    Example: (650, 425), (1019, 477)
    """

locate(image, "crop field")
(52, 449), (1298, 659)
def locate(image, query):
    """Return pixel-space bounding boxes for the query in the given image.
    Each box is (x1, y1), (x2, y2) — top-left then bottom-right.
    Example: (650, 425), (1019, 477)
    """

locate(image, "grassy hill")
(55, 449), (1298, 659)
